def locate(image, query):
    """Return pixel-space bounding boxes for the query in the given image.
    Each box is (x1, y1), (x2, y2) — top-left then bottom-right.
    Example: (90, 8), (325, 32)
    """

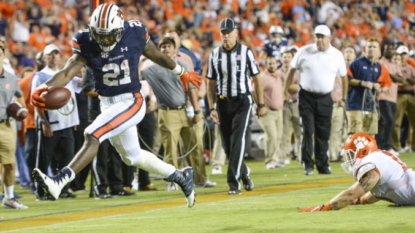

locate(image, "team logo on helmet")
(89, 3), (125, 52)
(354, 136), (370, 151)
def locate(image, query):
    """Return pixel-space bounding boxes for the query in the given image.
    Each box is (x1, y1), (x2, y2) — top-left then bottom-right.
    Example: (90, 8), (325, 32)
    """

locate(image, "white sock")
(5, 185), (14, 199)
(135, 150), (176, 177)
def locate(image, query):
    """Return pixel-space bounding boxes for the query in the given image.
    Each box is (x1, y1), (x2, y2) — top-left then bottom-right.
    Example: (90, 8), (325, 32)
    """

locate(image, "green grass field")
(1, 152), (415, 232)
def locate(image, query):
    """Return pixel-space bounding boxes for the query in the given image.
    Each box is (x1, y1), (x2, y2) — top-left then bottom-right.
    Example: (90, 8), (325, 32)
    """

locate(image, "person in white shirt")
(299, 133), (415, 212)
(31, 44), (81, 200)
(284, 25), (348, 175)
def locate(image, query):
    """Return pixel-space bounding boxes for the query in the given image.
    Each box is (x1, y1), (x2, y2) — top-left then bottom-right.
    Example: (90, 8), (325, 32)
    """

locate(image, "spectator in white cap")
(31, 43), (81, 200)
(284, 24), (348, 175)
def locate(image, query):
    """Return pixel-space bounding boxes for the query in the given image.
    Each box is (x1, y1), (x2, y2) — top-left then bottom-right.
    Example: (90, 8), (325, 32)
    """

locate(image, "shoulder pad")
(354, 163), (376, 181)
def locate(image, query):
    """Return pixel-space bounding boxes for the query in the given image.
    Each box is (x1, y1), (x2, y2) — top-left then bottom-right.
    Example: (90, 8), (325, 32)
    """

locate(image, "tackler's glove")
(298, 202), (332, 212)
(179, 70), (203, 92)
(31, 87), (49, 110)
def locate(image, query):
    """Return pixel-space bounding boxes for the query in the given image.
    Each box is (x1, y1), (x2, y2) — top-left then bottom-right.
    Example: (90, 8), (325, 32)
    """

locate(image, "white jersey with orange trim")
(353, 150), (415, 205)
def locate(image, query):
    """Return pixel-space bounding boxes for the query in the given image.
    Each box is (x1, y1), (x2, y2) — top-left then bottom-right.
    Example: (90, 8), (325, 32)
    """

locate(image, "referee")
(206, 18), (267, 195)
(285, 25), (348, 175)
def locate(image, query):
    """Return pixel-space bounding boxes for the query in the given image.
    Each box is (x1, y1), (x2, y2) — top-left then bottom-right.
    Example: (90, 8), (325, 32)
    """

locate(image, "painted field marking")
(1, 177), (353, 231)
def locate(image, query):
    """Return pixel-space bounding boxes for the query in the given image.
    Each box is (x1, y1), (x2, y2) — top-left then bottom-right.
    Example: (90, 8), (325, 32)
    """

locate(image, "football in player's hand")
(7, 102), (28, 121)
(41, 86), (71, 110)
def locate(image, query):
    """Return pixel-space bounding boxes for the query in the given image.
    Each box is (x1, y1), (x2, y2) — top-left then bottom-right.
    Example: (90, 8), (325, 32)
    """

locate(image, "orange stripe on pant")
(92, 93), (143, 139)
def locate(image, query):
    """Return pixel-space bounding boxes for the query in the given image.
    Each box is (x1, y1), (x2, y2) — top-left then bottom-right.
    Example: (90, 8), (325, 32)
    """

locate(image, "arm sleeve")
(378, 63), (392, 87)
(14, 81), (23, 98)
(337, 53), (347, 76)
(206, 52), (216, 80)
(348, 62), (357, 80)
(290, 47), (302, 69)
(246, 48), (260, 76)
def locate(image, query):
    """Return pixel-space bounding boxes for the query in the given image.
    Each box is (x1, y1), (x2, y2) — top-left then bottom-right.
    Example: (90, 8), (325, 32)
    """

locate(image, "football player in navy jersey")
(30, 3), (201, 208)
(259, 26), (288, 65)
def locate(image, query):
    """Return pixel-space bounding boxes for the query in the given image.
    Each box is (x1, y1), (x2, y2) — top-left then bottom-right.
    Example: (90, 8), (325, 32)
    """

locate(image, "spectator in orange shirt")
(27, 25), (45, 51)
(18, 51), (45, 194)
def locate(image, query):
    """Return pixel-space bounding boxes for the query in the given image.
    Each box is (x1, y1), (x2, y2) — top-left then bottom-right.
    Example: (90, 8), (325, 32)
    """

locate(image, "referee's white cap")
(314, 25), (331, 36)
(220, 18), (237, 32)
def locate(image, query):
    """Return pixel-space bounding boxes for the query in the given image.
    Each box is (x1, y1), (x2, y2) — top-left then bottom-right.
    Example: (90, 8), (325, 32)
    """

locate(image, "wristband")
(359, 80), (363, 86)
(257, 103), (265, 108)
(320, 202), (332, 211)
(172, 63), (184, 76)
(341, 98), (347, 102)
(40, 119), (48, 124)
(209, 108), (216, 112)
(194, 110), (201, 114)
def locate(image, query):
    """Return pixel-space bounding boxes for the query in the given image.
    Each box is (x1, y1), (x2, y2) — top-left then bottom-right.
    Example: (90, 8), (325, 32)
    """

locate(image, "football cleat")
(165, 167), (196, 208)
(32, 168), (73, 201)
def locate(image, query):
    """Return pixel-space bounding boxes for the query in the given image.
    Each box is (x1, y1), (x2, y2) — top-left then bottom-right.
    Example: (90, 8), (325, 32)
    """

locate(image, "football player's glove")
(179, 71), (203, 92)
(298, 202), (332, 212)
(31, 87), (49, 110)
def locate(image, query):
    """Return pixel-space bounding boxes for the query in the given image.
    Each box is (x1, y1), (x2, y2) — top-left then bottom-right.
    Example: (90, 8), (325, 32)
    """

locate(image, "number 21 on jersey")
(103, 59), (131, 86)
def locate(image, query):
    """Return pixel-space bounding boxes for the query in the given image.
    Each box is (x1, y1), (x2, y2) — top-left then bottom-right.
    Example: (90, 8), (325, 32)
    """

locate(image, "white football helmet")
(269, 26), (283, 35)
(89, 3), (125, 52)
(269, 26), (284, 44)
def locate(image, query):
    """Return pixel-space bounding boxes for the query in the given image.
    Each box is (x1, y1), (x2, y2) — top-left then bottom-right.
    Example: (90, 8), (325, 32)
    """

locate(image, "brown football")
(7, 102), (28, 121)
(41, 86), (71, 110)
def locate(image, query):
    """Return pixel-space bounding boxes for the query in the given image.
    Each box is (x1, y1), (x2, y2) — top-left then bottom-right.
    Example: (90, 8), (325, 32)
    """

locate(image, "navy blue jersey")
(262, 38), (288, 61)
(346, 56), (390, 111)
(72, 20), (149, 97)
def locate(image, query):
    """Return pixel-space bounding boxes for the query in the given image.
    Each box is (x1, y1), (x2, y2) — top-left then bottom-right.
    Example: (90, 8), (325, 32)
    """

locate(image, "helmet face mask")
(340, 133), (378, 174)
(89, 4), (124, 52)
(270, 33), (282, 44)
(90, 26), (123, 51)
(269, 26), (283, 44)
(340, 149), (355, 173)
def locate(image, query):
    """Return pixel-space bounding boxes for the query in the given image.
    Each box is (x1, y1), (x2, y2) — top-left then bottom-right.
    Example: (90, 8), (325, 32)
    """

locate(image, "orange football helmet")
(340, 133), (378, 173)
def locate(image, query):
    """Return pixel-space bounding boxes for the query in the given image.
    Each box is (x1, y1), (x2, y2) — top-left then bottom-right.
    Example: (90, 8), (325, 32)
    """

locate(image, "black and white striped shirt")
(206, 43), (260, 97)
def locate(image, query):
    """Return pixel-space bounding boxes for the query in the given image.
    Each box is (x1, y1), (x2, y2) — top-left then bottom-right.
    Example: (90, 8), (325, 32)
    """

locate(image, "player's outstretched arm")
(44, 54), (87, 87)
(298, 183), (364, 212)
(299, 170), (380, 212)
(143, 40), (202, 91)
(32, 54), (87, 109)
(143, 40), (177, 69)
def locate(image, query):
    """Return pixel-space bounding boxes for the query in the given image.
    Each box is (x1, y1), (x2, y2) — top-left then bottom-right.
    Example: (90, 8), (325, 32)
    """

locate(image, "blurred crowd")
(1, 0), (415, 77)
